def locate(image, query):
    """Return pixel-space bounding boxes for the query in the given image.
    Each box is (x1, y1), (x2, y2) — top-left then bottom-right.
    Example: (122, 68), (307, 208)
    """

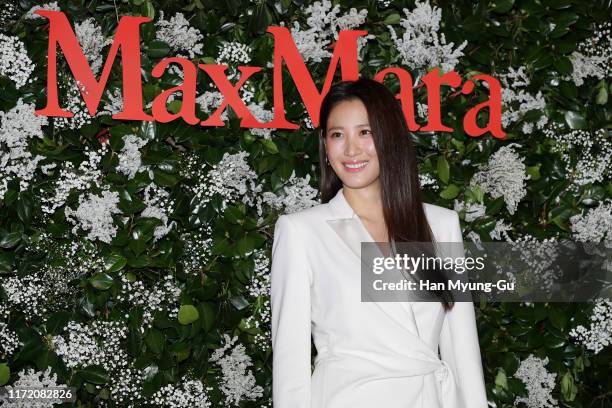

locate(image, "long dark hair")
(317, 77), (455, 311)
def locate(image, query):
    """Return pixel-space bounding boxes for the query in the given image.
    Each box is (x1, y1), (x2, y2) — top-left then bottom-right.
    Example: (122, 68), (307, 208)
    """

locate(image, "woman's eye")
(331, 132), (341, 138)
(361, 129), (372, 135)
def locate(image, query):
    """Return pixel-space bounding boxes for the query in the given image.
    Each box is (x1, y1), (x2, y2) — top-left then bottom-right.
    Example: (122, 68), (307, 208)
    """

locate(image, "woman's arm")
(438, 211), (488, 408)
(270, 215), (313, 408)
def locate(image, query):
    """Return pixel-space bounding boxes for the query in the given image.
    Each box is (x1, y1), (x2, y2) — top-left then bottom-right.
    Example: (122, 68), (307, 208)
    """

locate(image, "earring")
(325, 156), (330, 165)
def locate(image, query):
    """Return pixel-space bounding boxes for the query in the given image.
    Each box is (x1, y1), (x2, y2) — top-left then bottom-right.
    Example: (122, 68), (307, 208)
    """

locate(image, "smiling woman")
(270, 77), (488, 408)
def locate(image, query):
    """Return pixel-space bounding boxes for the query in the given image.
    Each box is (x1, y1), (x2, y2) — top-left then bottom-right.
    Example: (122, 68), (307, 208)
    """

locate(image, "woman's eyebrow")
(327, 123), (370, 131)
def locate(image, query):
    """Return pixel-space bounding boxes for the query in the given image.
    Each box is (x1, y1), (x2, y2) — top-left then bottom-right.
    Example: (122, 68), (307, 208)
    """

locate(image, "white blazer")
(270, 187), (488, 408)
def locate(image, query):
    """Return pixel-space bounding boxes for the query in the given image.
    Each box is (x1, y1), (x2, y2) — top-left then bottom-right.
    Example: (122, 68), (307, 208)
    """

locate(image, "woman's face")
(324, 98), (380, 189)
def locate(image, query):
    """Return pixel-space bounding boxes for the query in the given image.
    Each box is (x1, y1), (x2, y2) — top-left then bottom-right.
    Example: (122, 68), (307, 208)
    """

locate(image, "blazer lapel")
(324, 188), (422, 339)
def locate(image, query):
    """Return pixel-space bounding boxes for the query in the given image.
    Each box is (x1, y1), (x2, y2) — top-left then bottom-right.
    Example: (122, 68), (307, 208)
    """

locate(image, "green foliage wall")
(0, 0), (610, 407)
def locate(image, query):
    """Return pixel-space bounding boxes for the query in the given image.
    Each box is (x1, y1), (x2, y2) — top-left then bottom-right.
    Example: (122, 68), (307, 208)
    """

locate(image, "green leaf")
(494, 369), (508, 390)
(76, 366), (109, 384)
(177, 304), (200, 325)
(439, 184), (460, 200)
(145, 329), (165, 354)
(437, 156), (450, 184)
(0, 230), (21, 249)
(526, 165), (541, 181)
(596, 80), (608, 105)
(564, 110), (586, 130)
(90, 273), (114, 290)
(260, 139), (279, 154)
(561, 371), (577, 401)
(0, 363), (9, 385)
(104, 253), (127, 273)
(146, 41), (170, 58)
(383, 14), (401, 25)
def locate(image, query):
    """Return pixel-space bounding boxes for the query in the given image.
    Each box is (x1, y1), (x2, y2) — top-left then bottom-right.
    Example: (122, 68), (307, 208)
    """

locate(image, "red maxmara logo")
(33, 10), (506, 139)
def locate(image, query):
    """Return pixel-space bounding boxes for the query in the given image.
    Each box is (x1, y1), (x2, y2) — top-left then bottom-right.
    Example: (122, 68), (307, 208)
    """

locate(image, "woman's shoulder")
(422, 202), (459, 221)
(276, 202), (330, 228)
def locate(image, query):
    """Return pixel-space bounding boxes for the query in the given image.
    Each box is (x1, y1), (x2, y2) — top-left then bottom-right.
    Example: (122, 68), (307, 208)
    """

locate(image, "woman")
(270, 77), (488, 408)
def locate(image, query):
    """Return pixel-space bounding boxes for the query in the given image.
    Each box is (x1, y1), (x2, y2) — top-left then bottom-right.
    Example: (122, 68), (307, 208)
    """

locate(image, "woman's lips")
(342, 160), (369, 172)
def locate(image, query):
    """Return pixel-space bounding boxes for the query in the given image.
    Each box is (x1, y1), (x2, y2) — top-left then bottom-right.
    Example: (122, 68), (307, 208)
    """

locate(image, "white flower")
(184, 151), (264, 214)
(209, 334), (264, 406)
(25, 2), (61, 20)
(150, 375), (212, 408)
(544, 123), (611, 188)
(418, 173), (439, 190)
(453, 199), (486, 223)
(0, 323), (20, 357)
(287, 0), (374, 64)
(489, 219), (513, 241)
(155, 11), (204, 59)
(246, 101), (276, 139)
(570, 200), (612, 247)
(569, 297), (612, 354)
(495, 66), (548, 134)
(75, 17), (112, 75)
(261, 171), (319, 214)
(53, 78), (93, 130)
(0, 99), (48, 197)
(41, 144), (108, 215)
(566, 22), (611, 86)
(2, 367), (64, 408)
(116, 134), (148, 179)
(387, 0), (467, 73)
(470, 143), (530, 215)
(0, 34), (35, 89)
(513, 355), (558, 408)
(52, 320), (129, 372)
(65, 190), (122, 243)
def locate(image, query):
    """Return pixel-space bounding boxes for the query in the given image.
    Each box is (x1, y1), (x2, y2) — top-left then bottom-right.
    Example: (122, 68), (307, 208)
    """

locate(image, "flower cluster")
(74, 17), (112, 75)
(41, 143), (108, 215)
(544, 123), (611, 188)
(285, 0), (374, 63)
(470, 143), (530, 215)
(141, 183), (175, 241)
(52, 320), (129, 372)
(261, 171), (319, 215)
(65, 190), (122, 243)
(183, 151), (264, 213)
(0, 34), (35, 89)
(246, 101), (276, 139)
(116, 274), (181, 329)
(1, 367), (64, 408)
(569, 199), (612, 247)
(155, 12), (204, 59)
(0, 322), (20, 358)
(567, 22), (611, 86)
(196, 90), (229, 122)
(149, 375), (213, 407)
(116, 134), (149, 180)
(25, 2), (60, 20)
(181, 225), (214, 276)
(495, 66), (548, 134)
(0, 98), (48, 198)
(388, 0), (467, 73)
(513, 355), (558, 408)
(453, 199), (486, 223)
(418, 173), (439, 191)
(569, 297), (612, 354)
(244, 250), (272, 351)
(53, 77), (94, 130)
(209, 334), (264, 406)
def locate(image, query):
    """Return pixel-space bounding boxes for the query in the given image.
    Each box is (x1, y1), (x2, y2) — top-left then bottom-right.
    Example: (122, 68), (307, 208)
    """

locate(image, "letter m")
(262, 26), (368, 129)
(34, 10), (152, 120)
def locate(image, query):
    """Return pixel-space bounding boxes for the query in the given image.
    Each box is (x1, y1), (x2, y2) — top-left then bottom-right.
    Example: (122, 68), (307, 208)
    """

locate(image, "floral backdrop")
(0, 0), (610, 407)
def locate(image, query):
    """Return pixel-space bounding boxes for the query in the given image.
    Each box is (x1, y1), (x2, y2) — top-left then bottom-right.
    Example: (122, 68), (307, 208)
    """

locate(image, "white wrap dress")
(270, 187), (488, 408)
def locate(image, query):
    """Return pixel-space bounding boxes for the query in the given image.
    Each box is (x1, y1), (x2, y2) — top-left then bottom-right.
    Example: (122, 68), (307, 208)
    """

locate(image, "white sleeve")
(270, 215), (313, 407)
(439, 211), (488, 408)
